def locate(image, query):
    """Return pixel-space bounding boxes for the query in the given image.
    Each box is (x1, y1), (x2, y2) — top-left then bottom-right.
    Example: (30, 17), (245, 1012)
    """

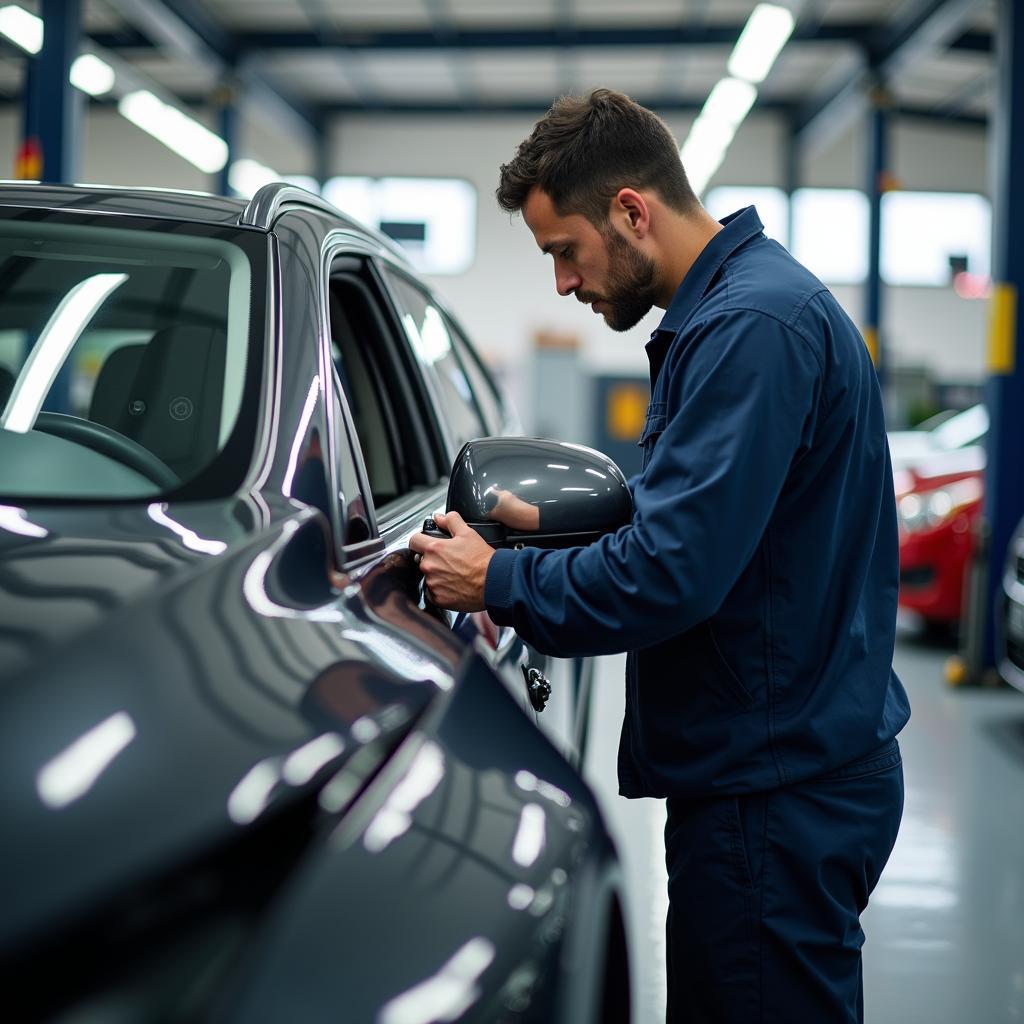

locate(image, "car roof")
(0, 181), (413, 266)
(0, 181), (250, 225)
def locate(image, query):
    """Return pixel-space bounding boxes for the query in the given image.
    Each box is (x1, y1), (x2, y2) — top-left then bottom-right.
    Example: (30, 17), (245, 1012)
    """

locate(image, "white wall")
(0, 103), (992, 415)
(329, 111), (993, 413)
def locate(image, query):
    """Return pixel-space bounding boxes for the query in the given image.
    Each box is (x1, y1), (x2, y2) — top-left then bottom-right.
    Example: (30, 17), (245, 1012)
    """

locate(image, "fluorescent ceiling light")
(229, 158), (279, 199)
(0, 5), (42, 54)
(685, 113), (738, 156)
(71, 53), (116, 96)
(702, 77), (758, 129)
(681, 139), (728, 198)
(118, 90), (228, 174)
(2, 273), (128, 433)
(679, 75), (759, 196)
(728, 3), (795, 84)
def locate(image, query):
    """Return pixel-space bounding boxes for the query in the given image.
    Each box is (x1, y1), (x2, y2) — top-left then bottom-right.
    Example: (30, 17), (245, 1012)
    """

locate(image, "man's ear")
(612, 188), (651, 238)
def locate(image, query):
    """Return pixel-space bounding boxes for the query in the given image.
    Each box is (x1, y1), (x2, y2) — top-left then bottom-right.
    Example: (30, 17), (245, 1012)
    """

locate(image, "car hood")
(0, 498), (447, 955)
(902, 445), (987, 492)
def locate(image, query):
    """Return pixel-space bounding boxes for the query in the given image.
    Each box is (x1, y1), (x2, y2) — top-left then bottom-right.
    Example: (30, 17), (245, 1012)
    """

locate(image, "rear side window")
(382, 270), (486, 454)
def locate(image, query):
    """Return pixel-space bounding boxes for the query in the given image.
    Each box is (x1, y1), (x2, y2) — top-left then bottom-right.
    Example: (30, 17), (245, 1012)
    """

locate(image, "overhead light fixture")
(728, 3), (796, 85)
(118, 90), (228, 174)
(702, 77), (758, 130)
(71, 53), (116, 96)
(680, 3), (794, 197)
(228, 158), (279, 199)
(0, 4), (42, 54)
(680, 77), (757, 196)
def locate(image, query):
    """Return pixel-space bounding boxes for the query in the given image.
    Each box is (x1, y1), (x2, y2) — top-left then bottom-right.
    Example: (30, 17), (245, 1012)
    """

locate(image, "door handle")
(523, 666), (552, 712)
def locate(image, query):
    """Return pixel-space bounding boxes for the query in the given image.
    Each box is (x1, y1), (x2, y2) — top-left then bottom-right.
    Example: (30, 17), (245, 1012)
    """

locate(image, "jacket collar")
(651, 205), (765, 339)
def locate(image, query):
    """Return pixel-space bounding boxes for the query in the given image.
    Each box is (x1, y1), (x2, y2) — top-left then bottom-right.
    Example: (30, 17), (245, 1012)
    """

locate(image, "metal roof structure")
(0, 0), (994, 141)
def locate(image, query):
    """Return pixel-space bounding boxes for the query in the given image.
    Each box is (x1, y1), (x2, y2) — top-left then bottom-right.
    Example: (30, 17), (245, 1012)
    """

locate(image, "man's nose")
(555, 265), (582, 297)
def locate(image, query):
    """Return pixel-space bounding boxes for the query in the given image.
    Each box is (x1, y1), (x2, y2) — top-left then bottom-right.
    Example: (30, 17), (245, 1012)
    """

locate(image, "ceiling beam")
(92, 21), (871, 53)
(100, 0), (320, 147)
(794, 0), (986, 154)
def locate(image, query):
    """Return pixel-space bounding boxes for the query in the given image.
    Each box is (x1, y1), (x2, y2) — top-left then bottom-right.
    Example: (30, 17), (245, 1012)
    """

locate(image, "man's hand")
(408, 511), (494, 612)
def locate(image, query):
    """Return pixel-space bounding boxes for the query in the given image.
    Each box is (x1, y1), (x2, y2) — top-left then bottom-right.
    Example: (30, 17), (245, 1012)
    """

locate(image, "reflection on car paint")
(511, 803), (547, 868)
(226, 756), (281, 825)
(0, 504), (48, 538)
(281, 732), (346, 786)
(36, 710), (137, 811)
(363, 740), (446, 853)
(146, 503), (227, 555)
(377, 936), (495, 1024)
(515, 768), (572, 808)
(282, 374), (321, 498)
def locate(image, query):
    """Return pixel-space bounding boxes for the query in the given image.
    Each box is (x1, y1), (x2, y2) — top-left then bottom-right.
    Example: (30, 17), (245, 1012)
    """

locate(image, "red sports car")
(895, 450), (985, 626)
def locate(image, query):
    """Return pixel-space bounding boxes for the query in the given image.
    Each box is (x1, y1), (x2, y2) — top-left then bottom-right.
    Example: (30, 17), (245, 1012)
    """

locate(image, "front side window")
(0, 214), (265, 499)
(382, 270), (486, 454)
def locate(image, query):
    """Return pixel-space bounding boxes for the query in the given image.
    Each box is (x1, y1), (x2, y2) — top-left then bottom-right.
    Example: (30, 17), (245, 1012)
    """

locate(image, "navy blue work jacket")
(485, 206), (911, 799)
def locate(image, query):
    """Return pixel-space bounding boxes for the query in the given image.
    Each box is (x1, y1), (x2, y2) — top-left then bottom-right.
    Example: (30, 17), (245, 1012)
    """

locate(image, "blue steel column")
(315, 116), (331, 191)
(216, 97), (237, 196)
(784, 118), (799, 251)
(36, 0), (83, 184)
(35, 0), (82, 414)
(980, 0), (1024, 670)
(864, 85), (889, 386)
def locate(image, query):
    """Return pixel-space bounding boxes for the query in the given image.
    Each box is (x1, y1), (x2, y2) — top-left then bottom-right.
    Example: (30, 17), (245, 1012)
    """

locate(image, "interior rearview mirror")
(447, 437), (633, 549)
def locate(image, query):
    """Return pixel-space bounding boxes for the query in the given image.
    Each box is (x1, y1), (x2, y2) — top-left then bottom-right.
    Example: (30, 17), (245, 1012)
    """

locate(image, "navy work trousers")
(664, 741), (904, 1023)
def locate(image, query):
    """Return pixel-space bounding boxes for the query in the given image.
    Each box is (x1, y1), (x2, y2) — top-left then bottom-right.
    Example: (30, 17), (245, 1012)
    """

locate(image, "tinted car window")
(0, 215), (262, 499)
(327, 261), (436, 510)
(383, 270), (486, 453)
(442, 312), (504, 434)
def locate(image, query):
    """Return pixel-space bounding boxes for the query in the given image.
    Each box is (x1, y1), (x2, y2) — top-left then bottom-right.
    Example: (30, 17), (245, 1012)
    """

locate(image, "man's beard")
(578, 229), (659, 332)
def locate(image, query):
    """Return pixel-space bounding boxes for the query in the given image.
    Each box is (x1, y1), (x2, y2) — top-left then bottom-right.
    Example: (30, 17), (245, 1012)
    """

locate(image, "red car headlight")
(898, 477), (983, 534)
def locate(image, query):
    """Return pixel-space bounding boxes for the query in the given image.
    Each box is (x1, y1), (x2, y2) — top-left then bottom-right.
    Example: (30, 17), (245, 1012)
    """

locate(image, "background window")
(704, 186), (790, 247)
(881, 191), (991, 286)
(791, 188), (870, 285)
(323, 176), (476, 275)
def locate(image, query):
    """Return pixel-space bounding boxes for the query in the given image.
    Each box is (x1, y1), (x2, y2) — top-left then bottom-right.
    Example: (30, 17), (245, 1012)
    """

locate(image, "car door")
(317, 243), (554, 737)
(375, 263), (586, 765)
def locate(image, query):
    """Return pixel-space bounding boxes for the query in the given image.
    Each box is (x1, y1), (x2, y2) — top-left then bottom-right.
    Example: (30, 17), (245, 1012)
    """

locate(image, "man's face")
(522, 188), (659, 332)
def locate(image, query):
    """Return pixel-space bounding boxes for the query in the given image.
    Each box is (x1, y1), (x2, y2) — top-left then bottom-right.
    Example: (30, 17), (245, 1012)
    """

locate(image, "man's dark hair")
(497, 88), (699, 226)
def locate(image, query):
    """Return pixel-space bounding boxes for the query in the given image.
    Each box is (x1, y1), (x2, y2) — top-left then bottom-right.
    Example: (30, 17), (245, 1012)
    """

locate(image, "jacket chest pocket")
(638, 403), (667, 470)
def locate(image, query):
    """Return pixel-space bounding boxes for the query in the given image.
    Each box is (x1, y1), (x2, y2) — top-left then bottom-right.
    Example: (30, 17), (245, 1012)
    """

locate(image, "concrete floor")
(583, 627), (1024, 1023)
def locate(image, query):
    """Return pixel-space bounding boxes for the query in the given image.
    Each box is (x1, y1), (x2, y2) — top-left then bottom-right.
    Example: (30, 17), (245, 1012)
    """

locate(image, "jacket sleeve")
(484, 309), (824, 657)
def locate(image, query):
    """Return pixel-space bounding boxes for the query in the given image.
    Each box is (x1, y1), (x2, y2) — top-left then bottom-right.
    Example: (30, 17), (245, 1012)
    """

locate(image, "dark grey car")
(0, 182), (630, 1022)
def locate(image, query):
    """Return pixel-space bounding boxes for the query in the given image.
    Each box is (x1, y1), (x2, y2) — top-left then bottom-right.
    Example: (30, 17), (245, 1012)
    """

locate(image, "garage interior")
(1, 1), (1022, 1022)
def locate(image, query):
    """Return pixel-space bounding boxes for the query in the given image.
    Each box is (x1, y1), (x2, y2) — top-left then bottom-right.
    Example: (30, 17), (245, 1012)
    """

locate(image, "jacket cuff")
(484, 547), (518, 623)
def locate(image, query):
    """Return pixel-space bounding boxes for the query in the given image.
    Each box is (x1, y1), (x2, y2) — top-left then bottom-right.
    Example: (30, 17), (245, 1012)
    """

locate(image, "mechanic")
(409, 88), (910, 1024)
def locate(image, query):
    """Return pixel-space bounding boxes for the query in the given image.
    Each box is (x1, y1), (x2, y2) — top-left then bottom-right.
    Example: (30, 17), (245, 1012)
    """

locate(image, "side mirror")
(447, 437), (632, 549)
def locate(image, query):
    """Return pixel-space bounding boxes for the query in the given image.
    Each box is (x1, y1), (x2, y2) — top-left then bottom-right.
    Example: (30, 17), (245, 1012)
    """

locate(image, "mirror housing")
(447, 437), (632, 549)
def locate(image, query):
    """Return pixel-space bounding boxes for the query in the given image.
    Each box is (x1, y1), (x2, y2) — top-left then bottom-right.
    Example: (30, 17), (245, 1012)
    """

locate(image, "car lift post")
(35, 0), (83, 186)
(949, 0), (1024, 687)
(864, 82), (890, 392)
(24, 0), (82, 415)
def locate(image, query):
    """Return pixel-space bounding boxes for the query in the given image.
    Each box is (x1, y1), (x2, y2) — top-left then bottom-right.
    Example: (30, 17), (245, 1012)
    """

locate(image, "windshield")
(0, 212), (265, 500)
(930, 404), (988, 452)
